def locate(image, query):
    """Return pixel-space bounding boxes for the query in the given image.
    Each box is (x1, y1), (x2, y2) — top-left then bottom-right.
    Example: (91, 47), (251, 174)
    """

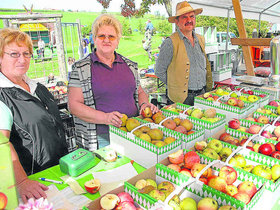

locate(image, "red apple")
(184, 151), (200, 169)
(238, 181), (257, 198)
(271, 151), (280, 159)
(141, 106), (152, 118)
(219, 132), (231, 141)
(259, 143), (273, 156)
(276, 142), (280, 151)
(258, 94), (266, 98)
(246, 146), (255, 152)
(199, 177), (208, 185)
(248, 124), (262, 134)
(84, 179), (101, 194)
(257, 116), (270, 124)
(261, 130), (272, 138)
(227, 97), (238, 106)
(116, 201), (136, 210)
(168, 149), (184, 164)
(208, 176), (227, 193)
(180, 168), (192, 177)
(239, 139), (253, 147)
(219, 166), (238, 185)
(233, 192), (251, 204)
(0, 192), (8, 210)
(195, 141), (207, 151)
(167, 164), (181, 172)
(268, 143), (276, 152)
(245, 116), (255, 122)
(269, 100), (279, 107)
(228, 119), (241, 129)
(117, 192), (134, 204)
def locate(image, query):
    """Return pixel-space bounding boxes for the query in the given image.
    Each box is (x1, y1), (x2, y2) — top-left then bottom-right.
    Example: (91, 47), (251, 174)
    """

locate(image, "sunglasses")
(97, 34), (117, 41)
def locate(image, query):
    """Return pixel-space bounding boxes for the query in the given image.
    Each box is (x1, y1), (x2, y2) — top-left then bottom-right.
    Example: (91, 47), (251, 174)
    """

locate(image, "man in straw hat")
(155, 1), (212, 105)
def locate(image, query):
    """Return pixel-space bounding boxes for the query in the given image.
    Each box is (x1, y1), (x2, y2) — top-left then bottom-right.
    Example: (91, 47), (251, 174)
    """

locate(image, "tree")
(97, 0), (172, 17)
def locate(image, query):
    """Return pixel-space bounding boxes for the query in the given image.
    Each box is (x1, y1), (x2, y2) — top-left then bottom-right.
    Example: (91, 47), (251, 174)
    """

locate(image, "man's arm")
(155, 38), (173, 84)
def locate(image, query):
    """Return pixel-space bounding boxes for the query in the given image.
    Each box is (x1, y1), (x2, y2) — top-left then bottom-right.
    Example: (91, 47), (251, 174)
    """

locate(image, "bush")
(156, 20), (172, 35)
(138, 20), (145, 34)
(81, 25), (91, 36)
(121, 19), (132, 36)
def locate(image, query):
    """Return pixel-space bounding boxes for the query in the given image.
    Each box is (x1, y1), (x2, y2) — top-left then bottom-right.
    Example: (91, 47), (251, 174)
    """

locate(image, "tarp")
(173, 0), (280, 23)
(20, 23), (49, 32)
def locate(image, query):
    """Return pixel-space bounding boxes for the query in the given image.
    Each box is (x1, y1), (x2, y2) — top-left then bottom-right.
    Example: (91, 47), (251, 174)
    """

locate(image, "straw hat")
(168, 1), (203, 23)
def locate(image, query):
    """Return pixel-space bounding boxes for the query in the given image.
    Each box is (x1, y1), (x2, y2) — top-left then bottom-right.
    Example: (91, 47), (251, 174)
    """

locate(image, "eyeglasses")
(4, 52), (32, 58)
(97, 34), (117, 41)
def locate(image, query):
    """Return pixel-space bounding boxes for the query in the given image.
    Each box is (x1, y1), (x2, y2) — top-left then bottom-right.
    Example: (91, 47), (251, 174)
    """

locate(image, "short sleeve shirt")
(0, 100), (13, 131)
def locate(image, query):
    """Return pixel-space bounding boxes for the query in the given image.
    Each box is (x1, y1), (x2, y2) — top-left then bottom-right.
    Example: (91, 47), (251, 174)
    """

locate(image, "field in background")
(0, 10), (167, 75)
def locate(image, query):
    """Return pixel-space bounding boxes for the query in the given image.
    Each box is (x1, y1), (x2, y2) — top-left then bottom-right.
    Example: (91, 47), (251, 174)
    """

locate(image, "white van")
(216, 32), (239, 51)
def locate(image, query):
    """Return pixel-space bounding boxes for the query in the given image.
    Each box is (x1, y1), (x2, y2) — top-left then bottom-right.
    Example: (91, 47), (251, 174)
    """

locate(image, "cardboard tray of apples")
(123, 164), (241, 210)
(196, 136), (280, 193)
(219, 121), (280, 192)
(109, 117), (182, 169)
(194, 91), (254, 122)
(138, 111), (206, 150)
(252, 102), (280, 123)
(232, 86), (270, 108)
(161, 103), (226, 139)
(155, 150), (266, 210)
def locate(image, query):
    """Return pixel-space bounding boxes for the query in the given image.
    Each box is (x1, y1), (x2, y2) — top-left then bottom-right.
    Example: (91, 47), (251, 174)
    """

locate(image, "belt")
(188, 86), (206, 94)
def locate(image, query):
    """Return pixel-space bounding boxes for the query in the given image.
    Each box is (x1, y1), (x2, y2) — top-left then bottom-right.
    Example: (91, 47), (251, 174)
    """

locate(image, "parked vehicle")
(216, 32), (239, 52)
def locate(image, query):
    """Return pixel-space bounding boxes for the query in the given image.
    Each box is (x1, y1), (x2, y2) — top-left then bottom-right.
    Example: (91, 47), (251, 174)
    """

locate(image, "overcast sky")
(1, 0), (168, 16)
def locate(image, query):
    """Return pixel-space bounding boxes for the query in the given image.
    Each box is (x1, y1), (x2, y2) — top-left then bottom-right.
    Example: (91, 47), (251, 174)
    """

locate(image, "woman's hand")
(17, 179), (49, 204)
(105, 111), (123, 127)
(140, 102), (159, 115)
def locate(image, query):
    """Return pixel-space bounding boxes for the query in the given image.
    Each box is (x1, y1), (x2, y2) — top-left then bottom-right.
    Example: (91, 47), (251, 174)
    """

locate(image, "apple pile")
(256, 105), (280, 116)
(48, 85), (67, 95)
(195, 139), (233, 161)
(245, 115), (274, 125)
(268, 100), (280, 107)
(135, 178), (175, 202)
(99, 192), (138, 210)
(185, 108), (221, 123)
(162, 104), (183, 113)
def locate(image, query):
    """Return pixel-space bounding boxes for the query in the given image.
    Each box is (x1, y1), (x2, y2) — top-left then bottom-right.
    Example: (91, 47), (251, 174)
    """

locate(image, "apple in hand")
(84, 179), (101, 194)
(219, 166), (237, 185)
(141, 106), (152, 118)
(238, 181), (257, 198)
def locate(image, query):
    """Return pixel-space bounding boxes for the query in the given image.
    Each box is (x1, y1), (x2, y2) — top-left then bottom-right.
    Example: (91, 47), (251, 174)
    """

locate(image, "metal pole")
(76, 19), (84, 59)
(69, 24), (75, 58)
(226, 8), (231, 52)
(55, 17), (67, 81)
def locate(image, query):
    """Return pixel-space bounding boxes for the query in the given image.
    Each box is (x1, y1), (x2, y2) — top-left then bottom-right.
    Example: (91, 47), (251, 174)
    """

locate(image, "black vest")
(0, 83), (68, 175)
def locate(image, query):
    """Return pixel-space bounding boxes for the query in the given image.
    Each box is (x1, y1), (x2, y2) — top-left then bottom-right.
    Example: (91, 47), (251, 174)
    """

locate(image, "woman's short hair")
(92, 14), (122, 39)
(0, 28), (33, 57)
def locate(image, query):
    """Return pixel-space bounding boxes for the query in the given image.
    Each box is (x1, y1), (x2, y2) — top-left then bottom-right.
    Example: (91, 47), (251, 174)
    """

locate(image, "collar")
(0, 72), (38, 95)
(178, 29), (198, 43)
(90, 51), (124, 64)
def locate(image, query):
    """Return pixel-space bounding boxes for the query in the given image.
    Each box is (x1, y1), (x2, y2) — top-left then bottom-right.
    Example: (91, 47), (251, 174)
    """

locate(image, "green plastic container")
(0, 132), (18, 209)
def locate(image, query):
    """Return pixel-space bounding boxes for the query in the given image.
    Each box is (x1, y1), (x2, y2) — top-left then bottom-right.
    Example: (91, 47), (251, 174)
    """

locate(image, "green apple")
(207, 139), (223, 153)
(252, 165), (272, 180)
(215, 88), (224, 95)
(148, 189), (166, 201)
(179, 197), (197, 210)
(219, 205), (237, 210)
(146, 179), (157, 189)
(277, 106), (280, 115)
(202, 148), (220, 160)
(228, 157), (239, 167)
(234, 154), (246, 168)
(219, 147), (233, 160)
(272, 164), (280, 181)
(243, 165), (254, 173)
(230, 92), (238, 98)
(191, 109), (204, 119)
(248, 95), (259, 103)
(238, 95), (248, 101)
(168, 195), (181, 210)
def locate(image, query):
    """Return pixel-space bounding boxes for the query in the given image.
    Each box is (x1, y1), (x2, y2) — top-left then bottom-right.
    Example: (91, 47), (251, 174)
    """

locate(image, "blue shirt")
(146, 22), (154, 31)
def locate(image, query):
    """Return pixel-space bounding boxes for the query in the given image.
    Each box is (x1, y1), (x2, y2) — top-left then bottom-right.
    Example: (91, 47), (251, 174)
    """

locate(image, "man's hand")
(18, 179), (49, 204)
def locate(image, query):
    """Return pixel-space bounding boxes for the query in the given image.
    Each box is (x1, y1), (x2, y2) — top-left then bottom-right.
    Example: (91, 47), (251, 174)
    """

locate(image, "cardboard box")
(161, 103), (226, 139)
(109, 118), (182, 168)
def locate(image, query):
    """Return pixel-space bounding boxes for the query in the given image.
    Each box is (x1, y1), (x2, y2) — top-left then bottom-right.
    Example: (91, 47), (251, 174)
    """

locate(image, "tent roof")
(20, 23), (48, 32)
(174, 0), (280, 23)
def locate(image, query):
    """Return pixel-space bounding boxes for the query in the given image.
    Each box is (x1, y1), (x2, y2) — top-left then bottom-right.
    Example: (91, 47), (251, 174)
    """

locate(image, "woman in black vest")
(0, 28), (68, 203)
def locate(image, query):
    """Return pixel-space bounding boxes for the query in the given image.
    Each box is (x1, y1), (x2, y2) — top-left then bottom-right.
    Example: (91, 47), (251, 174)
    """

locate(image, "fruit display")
(47, 85), (68, 104)
(158, 150), (264, 207)
(99, 192), (138, 210)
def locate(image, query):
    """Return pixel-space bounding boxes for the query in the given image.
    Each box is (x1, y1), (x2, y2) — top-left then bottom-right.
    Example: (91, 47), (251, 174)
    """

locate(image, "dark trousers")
(167, 87), (206, 106)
